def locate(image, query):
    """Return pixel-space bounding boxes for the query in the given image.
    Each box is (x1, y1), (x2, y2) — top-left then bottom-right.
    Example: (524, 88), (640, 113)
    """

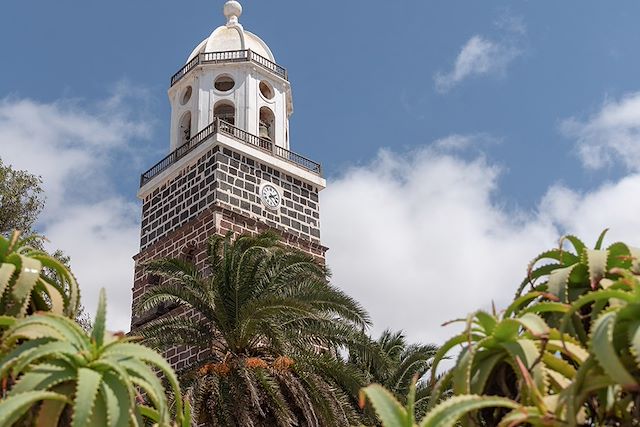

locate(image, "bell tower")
(131, 1), (327, 366)
(168, 1), (293, 153)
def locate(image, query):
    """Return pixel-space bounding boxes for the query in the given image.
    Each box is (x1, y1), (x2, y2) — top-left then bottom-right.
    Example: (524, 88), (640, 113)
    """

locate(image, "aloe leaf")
(89, 390), (108, 427)
(590, 310), (637, 388)
(0, 263), (16, 300)
(102, 343), (171, 373)
(139, 405), (161, 423)
(546, 339), (589, 364)
(584, 249), (608, 289)
(91, 288), (107, 348)
(562, 234), (587, 255)
(9, 362), (75, 395)
(101, 371), (132, 427)
(40, 279), (65, 315)
(474, 311), (497, 334)
(419, 395), (520, 427)
(546, 367), (571, 390)
(520, 302), (570, 316)
(516, 313), (550, 338)
(493, 319), (520, 342)
(0, 338), (53, 377)
(361, 384), (410, 426)
(497, 407), (544, 427)
(0, 391), (68, 427)
(118, 359), (166, 418)
(10, 255), (42, 316)
(547, 265), (574, 302)
(31, 253), (80, 317)
(430, 334), (473, 384)
(452, 347), (474, 395)
(469, 351), (504, 395)
(101, 343), (182, 416)
(72, 368), (103, 427)
(502, 339), (545, 396)
(181, 399), (192, 427)
(606, 242), (631, 269)
(504, 292), (545, 317)
(561, 289), (635, 335)
(11, 341), (77, 375)
(542, 352), (576, 380)
(594, 229), (609, 250)
(428, 368), (455, 410)
(6, 313), (89, 349)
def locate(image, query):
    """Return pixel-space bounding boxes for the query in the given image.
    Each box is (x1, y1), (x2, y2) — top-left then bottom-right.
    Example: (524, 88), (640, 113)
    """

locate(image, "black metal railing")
(273, 146), (322, 174)
(140, 119), (321, 187)
(170, 50), (288, 87)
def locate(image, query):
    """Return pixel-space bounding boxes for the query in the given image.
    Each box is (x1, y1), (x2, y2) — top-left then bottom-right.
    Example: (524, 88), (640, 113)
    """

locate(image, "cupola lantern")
(168, 1), (293, 152)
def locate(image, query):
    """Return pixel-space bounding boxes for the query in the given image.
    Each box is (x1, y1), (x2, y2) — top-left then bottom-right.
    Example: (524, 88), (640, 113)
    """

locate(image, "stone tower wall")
(140, 145), (322, 252)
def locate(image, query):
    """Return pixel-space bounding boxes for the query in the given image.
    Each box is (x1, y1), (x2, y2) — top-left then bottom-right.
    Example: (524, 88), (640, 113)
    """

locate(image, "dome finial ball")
(224, 1), (243, 20)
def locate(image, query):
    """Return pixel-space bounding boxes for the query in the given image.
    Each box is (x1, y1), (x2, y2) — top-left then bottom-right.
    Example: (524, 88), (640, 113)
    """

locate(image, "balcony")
(140, 119), (322, 187)
(171, 50), (288, 87)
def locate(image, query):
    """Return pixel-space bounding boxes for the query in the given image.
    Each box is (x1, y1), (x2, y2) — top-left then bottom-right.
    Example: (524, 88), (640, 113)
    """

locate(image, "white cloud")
(432, 133), (499, 152)
(561, 92), (640, 171)
(0, 85), (152, 331)
(322, 146), (640, 345)
(435, 35), (521, 93)
(434, 15), (525, 94)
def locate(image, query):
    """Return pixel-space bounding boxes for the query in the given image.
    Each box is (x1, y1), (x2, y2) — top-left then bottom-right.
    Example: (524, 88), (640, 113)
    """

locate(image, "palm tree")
(135, 231), (375, 426)
(352, 329), (438, 422)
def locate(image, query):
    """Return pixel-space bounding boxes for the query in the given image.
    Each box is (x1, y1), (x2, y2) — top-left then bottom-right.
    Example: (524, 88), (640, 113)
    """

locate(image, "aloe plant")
(363, 232), (640, 426)
(0, 231), (79, 320)
(0, 289), (186, 426)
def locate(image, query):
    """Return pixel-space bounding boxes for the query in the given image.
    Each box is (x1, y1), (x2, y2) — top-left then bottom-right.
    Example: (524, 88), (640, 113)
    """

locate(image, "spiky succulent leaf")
(361, 384), (411, 426)
(590, 310), (637, 388)
(418, 395), (520, 427)
(0, 391), (68, 427)
(91, 288), (107, 348)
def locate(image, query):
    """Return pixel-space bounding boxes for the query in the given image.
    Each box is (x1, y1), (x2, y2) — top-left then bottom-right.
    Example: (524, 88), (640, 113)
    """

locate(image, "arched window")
(179, 111), (192, 146)
(214, 102), (235, 126)
(259, 107), (275, 142)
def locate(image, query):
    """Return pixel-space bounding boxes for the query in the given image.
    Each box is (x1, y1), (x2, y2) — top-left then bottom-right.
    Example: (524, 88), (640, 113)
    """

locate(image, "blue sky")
(2, 1), (640, 342)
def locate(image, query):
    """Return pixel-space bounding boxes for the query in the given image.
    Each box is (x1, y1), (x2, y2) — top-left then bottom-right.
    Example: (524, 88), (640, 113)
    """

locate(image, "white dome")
(186, 26), (275, 64)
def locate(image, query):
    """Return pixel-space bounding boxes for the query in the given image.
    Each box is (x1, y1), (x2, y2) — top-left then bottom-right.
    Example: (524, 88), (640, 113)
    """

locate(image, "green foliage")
(351, 329), (438, 422)
(0, 289), (188, 426)
(364, 231), (640, 426)
(136, 231), (377, 426)
(0, 231), (79, 319)
(0, 158), (44, 236)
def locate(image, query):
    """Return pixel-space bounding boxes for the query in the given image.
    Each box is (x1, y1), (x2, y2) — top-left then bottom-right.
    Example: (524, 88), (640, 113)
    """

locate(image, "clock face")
(260, 184), (281, 210)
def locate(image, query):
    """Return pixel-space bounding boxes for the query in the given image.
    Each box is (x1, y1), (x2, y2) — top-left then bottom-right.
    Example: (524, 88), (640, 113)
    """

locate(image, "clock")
(260, 183), (281, 210)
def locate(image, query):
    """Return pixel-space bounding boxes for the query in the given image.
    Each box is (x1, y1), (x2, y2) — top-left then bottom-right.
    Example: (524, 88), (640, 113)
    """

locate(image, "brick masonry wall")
(140, 144), (322, 252)
(130, 205), (327, 370)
